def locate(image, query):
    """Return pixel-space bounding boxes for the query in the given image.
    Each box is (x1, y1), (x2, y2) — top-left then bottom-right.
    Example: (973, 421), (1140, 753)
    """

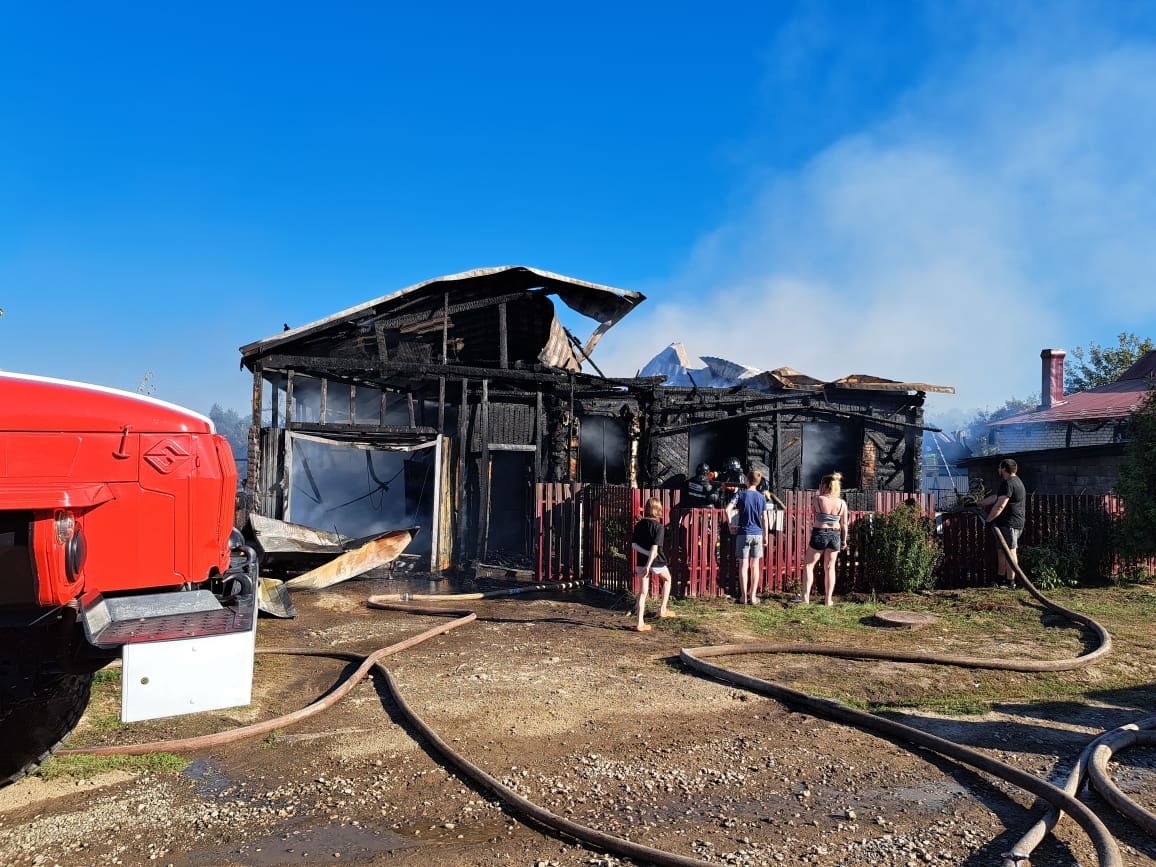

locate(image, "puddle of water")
(356, 572), (560, 600)
(860, 780), (967, 811)
(182, 757), (238, 801)
(180, 822), (416, 866)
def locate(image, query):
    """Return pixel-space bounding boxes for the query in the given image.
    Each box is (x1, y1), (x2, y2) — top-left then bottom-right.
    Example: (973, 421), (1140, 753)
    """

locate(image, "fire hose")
(60, 561), (1152, 867)
(64, 594), (717, 867)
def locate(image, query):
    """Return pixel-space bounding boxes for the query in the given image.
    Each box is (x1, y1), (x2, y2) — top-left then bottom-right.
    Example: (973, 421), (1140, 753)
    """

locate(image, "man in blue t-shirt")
(728, 470), (770, 605)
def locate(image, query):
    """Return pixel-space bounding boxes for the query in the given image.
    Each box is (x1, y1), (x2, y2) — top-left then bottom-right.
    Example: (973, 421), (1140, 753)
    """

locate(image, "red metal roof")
(989, 351), (1156, 426)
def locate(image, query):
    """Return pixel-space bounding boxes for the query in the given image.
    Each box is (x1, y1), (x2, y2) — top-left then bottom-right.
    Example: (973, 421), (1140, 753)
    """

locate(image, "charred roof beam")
(259, 354), (662, 389)
(650, 403), (940, 436)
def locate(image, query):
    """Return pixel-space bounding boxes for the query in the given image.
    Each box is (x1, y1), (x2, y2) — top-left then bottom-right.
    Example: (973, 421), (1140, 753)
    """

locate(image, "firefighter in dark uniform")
(683, 463), (718, 508)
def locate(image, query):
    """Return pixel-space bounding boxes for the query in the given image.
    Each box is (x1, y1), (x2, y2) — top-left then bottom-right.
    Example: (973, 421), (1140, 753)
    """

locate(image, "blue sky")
(4, 1), (1156, 430)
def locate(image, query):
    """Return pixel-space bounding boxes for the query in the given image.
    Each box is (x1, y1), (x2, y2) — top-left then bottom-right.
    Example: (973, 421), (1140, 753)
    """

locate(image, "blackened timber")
(438, 376), (445, 433)
(498, 302), (508, 369)
(247, 364), (263, 518)
(774, 413), (782, 492)
(456, 378), (469, 562)
(535, 389), (544, 479)
(651, 403), (942, 436)
(287, 422), (436, 439)
(374, 321), (389, 362)
(375, 291), (527, 330)
(441, 292), (449, 364)
(563, 325), (607, 378)
(479, 379), (491, 559)
(259, 354), (664, 387)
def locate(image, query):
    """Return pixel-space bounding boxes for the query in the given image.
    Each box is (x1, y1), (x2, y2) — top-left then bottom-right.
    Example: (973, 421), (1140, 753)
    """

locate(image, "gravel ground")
(0, 580), (1154, 867)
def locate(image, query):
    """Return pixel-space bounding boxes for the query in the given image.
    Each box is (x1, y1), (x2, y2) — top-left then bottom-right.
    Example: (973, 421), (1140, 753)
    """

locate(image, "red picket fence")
(535, 485), (934, 597)
(533, 484), (1150, 596)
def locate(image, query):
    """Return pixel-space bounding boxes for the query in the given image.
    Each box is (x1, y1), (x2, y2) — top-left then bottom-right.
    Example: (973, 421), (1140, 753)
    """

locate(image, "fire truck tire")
(0, 672), (94, 787)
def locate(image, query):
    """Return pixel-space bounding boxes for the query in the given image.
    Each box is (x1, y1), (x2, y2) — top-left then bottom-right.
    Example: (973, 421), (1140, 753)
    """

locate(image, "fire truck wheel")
(0, 672), (94, 787)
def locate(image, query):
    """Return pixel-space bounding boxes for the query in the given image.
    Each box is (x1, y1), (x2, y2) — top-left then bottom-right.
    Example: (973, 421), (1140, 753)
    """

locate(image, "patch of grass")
(92, 667), (122, 686)
(868, 697), (991, 716)
(743, 600), (888, 641)
(683, 586), (1155, 717)
(35, 751), (189, 782)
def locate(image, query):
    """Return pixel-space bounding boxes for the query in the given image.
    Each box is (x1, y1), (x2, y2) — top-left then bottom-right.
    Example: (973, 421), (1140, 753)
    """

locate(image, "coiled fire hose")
(994, 534), (1156, 867)
(62, 560), (1150, 867)
(62, 585), (717, 867)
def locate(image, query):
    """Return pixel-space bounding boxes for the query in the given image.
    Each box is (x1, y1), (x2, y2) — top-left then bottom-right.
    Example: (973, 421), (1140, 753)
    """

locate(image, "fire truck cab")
(0, 372), (257, 785)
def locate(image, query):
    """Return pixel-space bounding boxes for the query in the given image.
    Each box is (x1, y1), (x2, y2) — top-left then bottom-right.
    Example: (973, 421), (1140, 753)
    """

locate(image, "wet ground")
(1, 577), (1154, 866)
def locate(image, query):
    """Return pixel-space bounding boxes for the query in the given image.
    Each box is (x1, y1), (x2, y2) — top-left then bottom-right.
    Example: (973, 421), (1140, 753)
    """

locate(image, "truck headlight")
(55, 511), (76, 543)
(55, 511), (86, 582)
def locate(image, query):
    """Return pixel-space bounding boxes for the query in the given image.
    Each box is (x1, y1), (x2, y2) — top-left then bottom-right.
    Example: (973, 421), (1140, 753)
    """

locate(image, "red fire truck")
(0, 372), (257, 785)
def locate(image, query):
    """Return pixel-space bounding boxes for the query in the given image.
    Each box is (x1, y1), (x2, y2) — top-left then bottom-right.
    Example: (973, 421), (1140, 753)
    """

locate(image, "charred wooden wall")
(243, 365), (926, 573)
(634, 387), (925, 498)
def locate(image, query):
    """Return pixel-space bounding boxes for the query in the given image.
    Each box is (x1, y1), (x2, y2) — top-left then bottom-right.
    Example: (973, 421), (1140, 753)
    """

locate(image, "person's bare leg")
(801, 549), (819, 603)
(634, 578), (651, 631)
(750, 557), (761, 604)
(738, 558), (750, 605)
(823, 551), (837, 606)
(657, 575), (674, 617)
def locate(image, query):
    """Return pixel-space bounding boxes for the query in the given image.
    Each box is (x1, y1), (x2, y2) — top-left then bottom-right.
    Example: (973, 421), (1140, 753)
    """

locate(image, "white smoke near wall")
(288, 437), (434, 556)
(592, 4), (1156, 423)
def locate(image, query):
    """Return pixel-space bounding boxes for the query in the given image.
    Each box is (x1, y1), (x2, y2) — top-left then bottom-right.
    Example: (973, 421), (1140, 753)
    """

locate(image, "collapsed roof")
(240, 265), (646, 376)
(640, 343), (955, 394)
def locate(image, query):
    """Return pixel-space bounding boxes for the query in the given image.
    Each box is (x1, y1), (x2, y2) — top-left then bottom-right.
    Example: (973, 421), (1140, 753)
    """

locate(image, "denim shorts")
(809, 527), (842, 551)
(736, 533), (765, 560)
(993, 524), (1022, 550)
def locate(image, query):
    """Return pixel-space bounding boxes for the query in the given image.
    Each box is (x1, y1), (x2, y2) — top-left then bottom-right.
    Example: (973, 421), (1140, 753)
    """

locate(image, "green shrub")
(856, 505), (942, 594)
(1018, 543), (1082, 590)
(1113, 563), (1156, 586)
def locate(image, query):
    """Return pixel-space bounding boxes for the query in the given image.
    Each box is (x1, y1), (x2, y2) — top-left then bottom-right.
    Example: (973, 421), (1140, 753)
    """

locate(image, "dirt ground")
(1, 576), (1154, 867)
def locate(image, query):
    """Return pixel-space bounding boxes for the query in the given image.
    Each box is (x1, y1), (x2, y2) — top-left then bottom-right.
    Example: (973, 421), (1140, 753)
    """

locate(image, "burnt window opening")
(689, 418), (748, 480)
(484, 451), (534, 565)
(801, 422), (861, 490)
(579, 415), (628, 485)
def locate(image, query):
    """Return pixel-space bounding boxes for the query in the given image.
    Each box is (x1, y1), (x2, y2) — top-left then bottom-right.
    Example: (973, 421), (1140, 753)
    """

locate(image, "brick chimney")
(1040, 348), (1066, 409)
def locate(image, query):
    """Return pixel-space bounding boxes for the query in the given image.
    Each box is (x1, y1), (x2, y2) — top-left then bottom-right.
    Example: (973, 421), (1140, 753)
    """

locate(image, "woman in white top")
(800, 472), (849, 605)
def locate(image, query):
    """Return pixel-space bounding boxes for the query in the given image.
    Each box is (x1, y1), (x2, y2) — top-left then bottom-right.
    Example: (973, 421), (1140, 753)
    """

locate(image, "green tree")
(209, 404), (249, 456)
(1115, 386), (1156, 559)
(1065, 332), (1153, 393)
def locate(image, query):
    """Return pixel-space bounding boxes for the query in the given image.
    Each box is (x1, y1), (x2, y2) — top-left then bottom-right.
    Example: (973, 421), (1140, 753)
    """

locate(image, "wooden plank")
(283, 528), (418, 591)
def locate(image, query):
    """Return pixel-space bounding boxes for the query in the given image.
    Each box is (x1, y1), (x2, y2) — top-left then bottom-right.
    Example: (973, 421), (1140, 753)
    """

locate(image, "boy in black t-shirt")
(631, 497), (673, 631)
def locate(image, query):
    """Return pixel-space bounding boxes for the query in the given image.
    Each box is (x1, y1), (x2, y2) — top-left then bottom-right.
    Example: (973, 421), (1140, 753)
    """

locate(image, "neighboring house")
(964, 348), (1156, 496)
(238, 266), (953, 573)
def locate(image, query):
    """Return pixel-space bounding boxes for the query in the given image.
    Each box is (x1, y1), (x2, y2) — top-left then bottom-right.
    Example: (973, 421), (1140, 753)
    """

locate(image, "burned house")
(239, 266), (951, 573)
